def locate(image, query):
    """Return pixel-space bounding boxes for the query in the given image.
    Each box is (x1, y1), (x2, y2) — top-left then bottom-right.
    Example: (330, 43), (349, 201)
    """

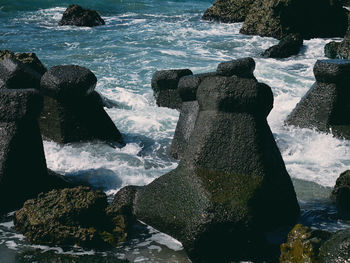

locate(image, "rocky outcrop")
(0, 50), (47, 76)
(39, 65), (124, 145)
(325, 16), (350, 59)
(285, 59), (350, 139)
(202, 0), (255, 23)
(151, 69), (192, 110)
(119, 58), (300, 262)
(59, 5), (105, 27)
(330, 170), (350, 219)
(0, 89), (66, 214)
(324, 41), (341, 59)
(240, 0), (348, 39)
(319, 228), (350, 262)
(280, 224), (331, 263)
(14, 186), (129, 248)
(263, 33), (303, 58)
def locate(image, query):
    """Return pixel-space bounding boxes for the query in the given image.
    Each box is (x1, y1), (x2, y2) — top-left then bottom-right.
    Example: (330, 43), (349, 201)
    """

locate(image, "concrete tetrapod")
(130, 64), (300, 262)
(40, 65), (124, 146)
(286, 59), (350, 139)
(0, 89), (48, 214)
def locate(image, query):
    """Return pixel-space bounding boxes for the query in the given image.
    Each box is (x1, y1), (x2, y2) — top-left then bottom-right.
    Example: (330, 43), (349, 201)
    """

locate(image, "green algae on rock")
(14, 186), (129, 248)
(280, 224), (331, 263)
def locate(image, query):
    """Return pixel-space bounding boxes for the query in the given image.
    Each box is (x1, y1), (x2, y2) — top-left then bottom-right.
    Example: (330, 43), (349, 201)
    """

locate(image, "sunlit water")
(0, 0), (350, 262)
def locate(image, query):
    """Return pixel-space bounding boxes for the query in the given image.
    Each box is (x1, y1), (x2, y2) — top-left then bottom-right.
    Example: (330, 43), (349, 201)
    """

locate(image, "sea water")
(0, 0), (350, 262)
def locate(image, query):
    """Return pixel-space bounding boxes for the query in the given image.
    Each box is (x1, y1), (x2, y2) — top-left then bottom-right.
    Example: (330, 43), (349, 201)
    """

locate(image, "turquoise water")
(1, 0), (350, 262)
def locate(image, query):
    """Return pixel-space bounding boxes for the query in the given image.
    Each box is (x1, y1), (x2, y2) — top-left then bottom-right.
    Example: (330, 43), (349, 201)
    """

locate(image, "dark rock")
(0, 57), (41, 90)
(151, 69), (192, 110)
(0, 50), (46, 75)
(319, 228), (350, 263)
(132, 64), (299, 262)
(216, 57), (255, 78)
(330, 170), (350, 219)
(59, 4), (105, 27)
(39, 65), (124, 145)
(0, 89), (48, 214)
(47, 168), (75, 189)
(202, 0), (255, 23)
(325, 15), (350, 59)
(285, 59), (350, 139)
(280, 224), (331, 263)
(14, 186), (128, 248)
(170, 72), (215, 160)
(240, 0), (348, 39)
(17, 250), (129, 263)
(263, 33), (303, 58)
(110, 185), (140, 228)
(324, 41), (341, 59)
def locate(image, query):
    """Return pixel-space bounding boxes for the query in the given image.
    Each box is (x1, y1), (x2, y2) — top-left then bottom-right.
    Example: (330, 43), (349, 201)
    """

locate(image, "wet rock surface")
(240, 0), (348, 39)
(286, 59), (350, 139)
(319, 228), (350, 263)
(263, 33), (303, 58)
(324, 41), (341, 59)
(202, 0), (255, 23)
(151, 69), (192, 110)
(331, 170), (350, 219)
(280, 224), (331, 263)
(59, 5), (105, 27)
(127, 58), (299, 262)
(14, 186), (128, 248)
(16, 250), (129, 263)
(39, 65), (124, 145)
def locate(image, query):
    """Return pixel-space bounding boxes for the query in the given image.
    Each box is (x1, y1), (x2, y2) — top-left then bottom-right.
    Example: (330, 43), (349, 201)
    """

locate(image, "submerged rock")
(330, 170), (350, 219)
(151, 69), (192, 110)
(122, 58), (300, 262)
(280, 224), (331, 263)
(14, 186), (128, 248)
(202, 0), (255, 23)
(263, 33), (303, 58)
(285, 59), (350, 139)
(240, 0), (348, 39)
(59, 5), (105, 27)
(39, 65), (124, 145)
(0, 89), (67, 214)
